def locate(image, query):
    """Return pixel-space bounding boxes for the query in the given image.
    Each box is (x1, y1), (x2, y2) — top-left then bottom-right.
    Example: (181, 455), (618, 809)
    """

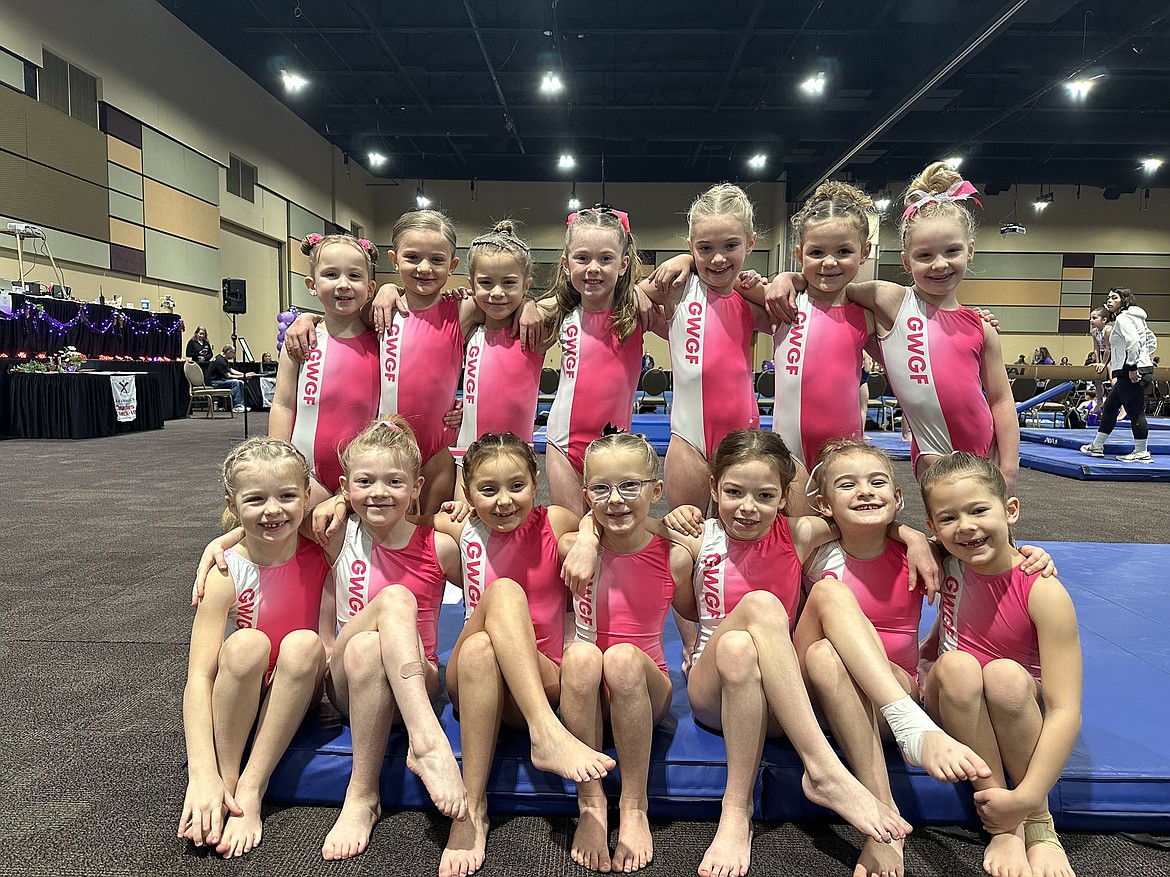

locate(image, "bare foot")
(439, 800), (490, 877)
(407, 740), (468, 821)
(612, 806), (653, 873)
(802, 767), (912, 843)
(984, 828), (1032, 877)
(918, 730), (992, 783)
(215, 786), (263, 859)
(321, 793), (381, 860)
(572, 799), (612, 872)
(697, 805), (752, 877)
(854, 836), (905, 877)
(529, 724), (615, 783)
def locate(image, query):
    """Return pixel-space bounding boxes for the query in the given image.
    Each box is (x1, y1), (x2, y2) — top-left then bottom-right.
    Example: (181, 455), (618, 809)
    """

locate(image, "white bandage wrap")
(879, 695), (943, 767)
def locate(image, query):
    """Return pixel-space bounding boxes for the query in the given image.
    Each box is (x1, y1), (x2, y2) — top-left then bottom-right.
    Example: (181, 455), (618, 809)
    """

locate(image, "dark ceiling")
(157, 0), (1170, 200)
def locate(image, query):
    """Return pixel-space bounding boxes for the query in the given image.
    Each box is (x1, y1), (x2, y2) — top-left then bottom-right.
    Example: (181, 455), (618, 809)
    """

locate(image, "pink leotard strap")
(455, 325), (543, 458)
(692, 515), (802, 663)
(290, 325), (381, 492)
(573, 534), (676, 674)
(936, 556), (1042, 680)
(771, 293), (868, 467)
(380, 297), (465, 464)
(459, 505), (568, 663)
(804, 539), (922, 678)
(545, 306), (644, 472)
(668, 276), (758, 458)
(225, 536), (330, 677)
(878, 288), (994, 468)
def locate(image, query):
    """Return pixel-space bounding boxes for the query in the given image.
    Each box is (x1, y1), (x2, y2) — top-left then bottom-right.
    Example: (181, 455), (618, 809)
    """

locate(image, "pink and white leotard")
(545, 306), (644, 472)
(290, 325), (381, 492)
(935, 556), (1042, 680)
(380, 297), (465, 465)
(804, 540), (922, 678)
(771, 293), (868, 467)
(878, 287), (994, 468)
(669, 276), (758, 458)
(455, 324), (543, 458)
(692, 515), (803, 663)
(459, 505), (568, 664)
(224, 536), (330, 679)
(573, 534), (676, 675)
(333, 517), (447, 664)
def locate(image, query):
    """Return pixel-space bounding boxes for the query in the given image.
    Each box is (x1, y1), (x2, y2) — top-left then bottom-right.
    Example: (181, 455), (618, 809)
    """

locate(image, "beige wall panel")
(143, 178), (220, 249)
(219, 223), (283, 357)
(0, 46), (23, 89)
(0, 214), (110, 271)
(1059, 306), (1089, 321)
(1091, 267), (1170, 296)
(109, 217), (145, 250)
(1060, 292), (1093, 307)
(1096, 254), (1170, 269)
(109, 189), (144, 224)
(288, 240), (311, 277)
(1061, 267), (1093, 280)
(956, 279), (1061, 307)
(145, 229), (220, 291)
(106, 134), (142, 172)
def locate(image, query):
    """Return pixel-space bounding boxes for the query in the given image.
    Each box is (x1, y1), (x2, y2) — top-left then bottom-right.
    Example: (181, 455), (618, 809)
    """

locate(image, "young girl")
(1089, 306), (1112, 416)
(664, 430), (951, 877)
(1080, 287), (1156, 463)
(453, 222), (548, 480)
(800, 440), (1065, 877)
(319, 416), (467, 861)
(436, 432), (615, 877)
(921, 452), (1081, 877)
(270, 234), (381, 507)
(766, 162), (1019, 492)
(538, 207), (667, 515)
(558, 432), (696, 872)
(179, 438), (332, 858)
(638, 184), (773, 513)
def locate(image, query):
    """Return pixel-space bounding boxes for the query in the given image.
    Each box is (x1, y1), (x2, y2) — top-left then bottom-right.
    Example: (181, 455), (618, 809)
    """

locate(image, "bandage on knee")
(399, 661), (425, 679)
(879, 695), (942, 767)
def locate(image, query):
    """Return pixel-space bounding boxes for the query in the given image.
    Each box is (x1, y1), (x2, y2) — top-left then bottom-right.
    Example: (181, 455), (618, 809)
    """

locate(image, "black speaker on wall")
(222, 278), (247, 314)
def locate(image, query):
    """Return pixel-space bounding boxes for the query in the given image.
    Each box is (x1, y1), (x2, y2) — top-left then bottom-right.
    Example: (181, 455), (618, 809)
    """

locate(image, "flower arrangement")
(159, 294), (176, 312)
(60, 346), (86, 368)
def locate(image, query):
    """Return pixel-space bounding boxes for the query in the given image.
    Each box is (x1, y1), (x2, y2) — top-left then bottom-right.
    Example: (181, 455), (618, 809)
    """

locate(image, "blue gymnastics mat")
(1019, 444), (1170, 481)
(1020, 427), (1170, 456)
(266, 542), (1170, 830)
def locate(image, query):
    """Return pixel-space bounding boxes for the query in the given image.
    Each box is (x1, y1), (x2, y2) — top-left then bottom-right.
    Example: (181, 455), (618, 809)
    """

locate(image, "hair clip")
(304, 233), (324, 247)
(567, 204), (632, 234)
(902, 180), (982, 220)
(804, 461), (825, 498)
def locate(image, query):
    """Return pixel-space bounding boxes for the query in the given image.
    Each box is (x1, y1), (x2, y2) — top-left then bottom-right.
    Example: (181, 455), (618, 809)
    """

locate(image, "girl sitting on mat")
(557, 431), (696, 872)
(433, 432), (615, 877)
(179, 438), (332, 859)
(921, 452), (1081, 877)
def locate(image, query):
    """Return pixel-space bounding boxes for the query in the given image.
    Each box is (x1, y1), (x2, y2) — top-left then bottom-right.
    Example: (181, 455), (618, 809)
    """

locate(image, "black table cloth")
(86, 361), (189, 420)
(6, 371), (164, 439)
(0, 293), (183, 359)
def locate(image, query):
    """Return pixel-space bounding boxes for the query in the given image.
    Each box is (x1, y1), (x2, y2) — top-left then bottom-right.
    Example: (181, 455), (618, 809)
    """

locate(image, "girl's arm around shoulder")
(547, 504), (586, 540)
(433, 529), (463, 588)
(560, 513), (599, 595)
(790, 515), (840, 565)
(887, 522), (943, 603)
(844, 280), (906, 327)
(649, 514), (703, 562)
(458, 294), (485, 338)
(669, 542), (699, 622)
(268, 345), (302, 442)
(978, 323), (1020, 494)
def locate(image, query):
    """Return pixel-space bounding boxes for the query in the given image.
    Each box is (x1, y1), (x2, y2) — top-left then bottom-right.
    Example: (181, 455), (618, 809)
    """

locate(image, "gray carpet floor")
(1, 412), (1167, 876)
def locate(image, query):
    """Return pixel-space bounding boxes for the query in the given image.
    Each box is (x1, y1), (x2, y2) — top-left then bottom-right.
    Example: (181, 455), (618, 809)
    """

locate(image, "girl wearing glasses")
(557, 432), (696, 872)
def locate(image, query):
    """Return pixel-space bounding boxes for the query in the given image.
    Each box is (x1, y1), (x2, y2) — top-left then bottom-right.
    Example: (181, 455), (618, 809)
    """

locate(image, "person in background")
(207, 345), (254, 413)
(1031, 347), (1054, 365)
(187, 327), (213, 365)
(1014, 355), (1027, 365)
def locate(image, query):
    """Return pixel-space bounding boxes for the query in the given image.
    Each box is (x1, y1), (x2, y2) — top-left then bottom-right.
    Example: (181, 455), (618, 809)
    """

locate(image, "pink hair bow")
(901, 180), (982, 220)
(567, 205), (632, 234)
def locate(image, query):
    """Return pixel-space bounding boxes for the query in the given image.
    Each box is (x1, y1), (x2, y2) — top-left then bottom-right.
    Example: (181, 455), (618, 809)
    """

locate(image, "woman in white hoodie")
(1080, 287), (1156, 463)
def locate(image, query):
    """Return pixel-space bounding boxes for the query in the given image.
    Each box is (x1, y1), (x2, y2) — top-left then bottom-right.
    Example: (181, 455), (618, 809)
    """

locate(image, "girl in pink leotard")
(539, 207), (668, 516)
(430, 432), (615, 877)
(662, 429), (948, 877)
(270, 234), (381, 507)
(317, 416), (467, 862)
(180, 439), (332, 859)
(557, 432), (696, 873)
(920, 453), (1081, 877)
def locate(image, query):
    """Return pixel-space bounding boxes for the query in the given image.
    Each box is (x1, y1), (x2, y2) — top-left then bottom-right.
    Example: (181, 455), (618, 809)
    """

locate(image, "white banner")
(109, 374), (138, 422)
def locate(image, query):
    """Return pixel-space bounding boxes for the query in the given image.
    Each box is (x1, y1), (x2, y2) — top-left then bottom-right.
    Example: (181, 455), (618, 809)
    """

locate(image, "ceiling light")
(1065, 78), (1094, 99)
(874, 197), (891, 213)
(568, 183), (580, 211)
(1034, 191), (1054, 212)
(943, 156), (963, 170)
(1142, 157), (1163, 172)
(540, 72), (563, 94)
(281, 71), (308, 92)
(367, 152), (387, 167)
(416, 186), (430, 209)
(558, 154), (575, 170)
(748, 154), (767, 169)
(799, 72), (826, 96)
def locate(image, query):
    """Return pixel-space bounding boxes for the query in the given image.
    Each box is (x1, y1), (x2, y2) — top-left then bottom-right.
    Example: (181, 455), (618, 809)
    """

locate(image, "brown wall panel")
(110, 243), (146, 277)
(107, 135), (142, 173)
(143, 178), (220, 249)
(1091, 267), (1170, 297)
(952, 279), (1062, 307)
(288, 238), (310, 276)
(0, 84), (106, 185)
(109, 217), (145, 250)
(1061, 267), (1093, 281)
(0, 150), (108, 240)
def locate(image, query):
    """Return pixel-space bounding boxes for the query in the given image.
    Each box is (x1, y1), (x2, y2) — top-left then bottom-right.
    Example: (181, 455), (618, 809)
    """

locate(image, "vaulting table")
(5, 371), (164, 439)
